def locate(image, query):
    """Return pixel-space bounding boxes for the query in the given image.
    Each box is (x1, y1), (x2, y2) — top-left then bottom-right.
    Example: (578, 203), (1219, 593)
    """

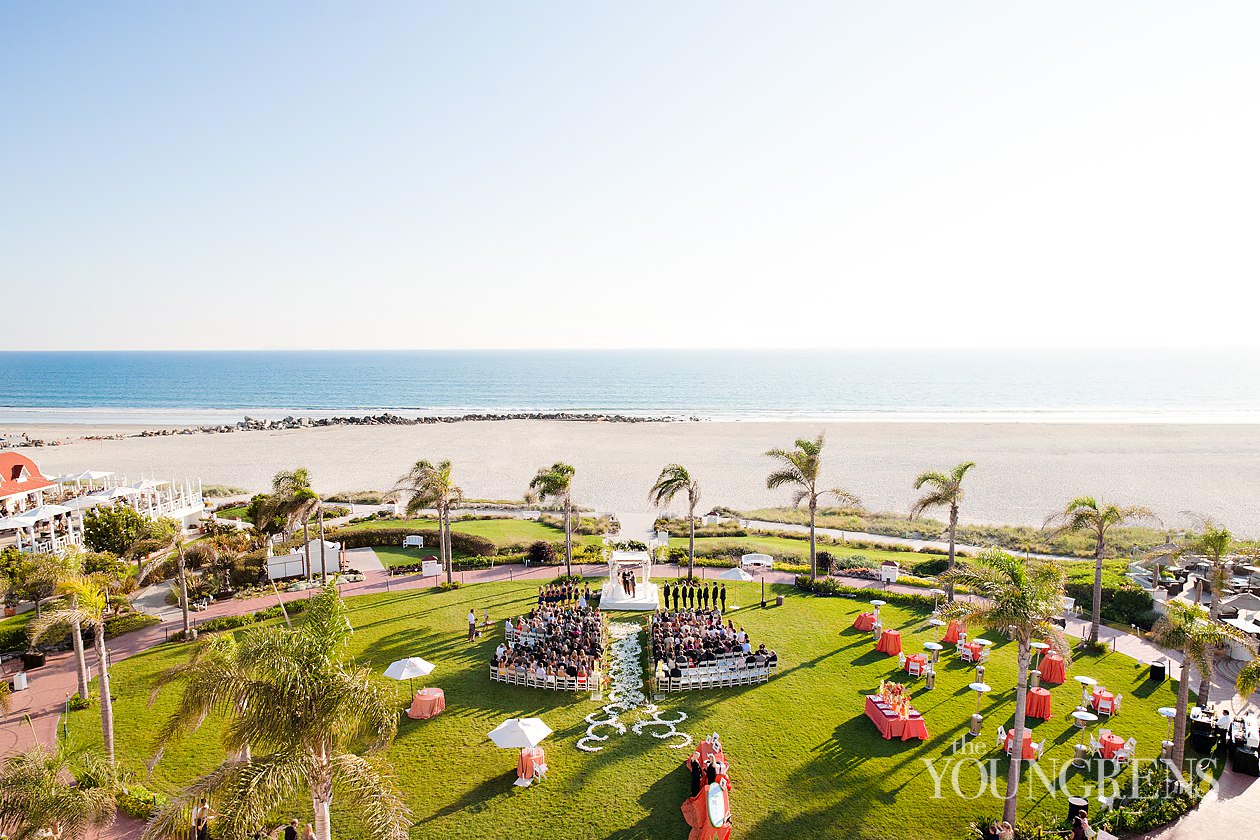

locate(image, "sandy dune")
(7, 420), (1260, 534)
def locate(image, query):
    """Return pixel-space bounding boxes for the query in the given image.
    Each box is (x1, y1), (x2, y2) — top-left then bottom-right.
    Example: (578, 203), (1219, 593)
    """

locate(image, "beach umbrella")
(488, 717), (552, 749)
(717, 567), (754, 582)
(384, 657), (436, 693)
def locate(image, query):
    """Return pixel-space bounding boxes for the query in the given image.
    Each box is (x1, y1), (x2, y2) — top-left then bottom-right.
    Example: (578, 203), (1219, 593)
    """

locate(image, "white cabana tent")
(0, 503), (79, 553)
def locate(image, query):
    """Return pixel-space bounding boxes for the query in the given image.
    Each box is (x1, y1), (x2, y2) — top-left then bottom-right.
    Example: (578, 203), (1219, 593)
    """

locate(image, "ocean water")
(2, 349), (1260, 424)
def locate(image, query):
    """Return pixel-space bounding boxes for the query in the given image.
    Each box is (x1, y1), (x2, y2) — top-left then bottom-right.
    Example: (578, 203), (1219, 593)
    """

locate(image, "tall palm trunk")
(687, 501), (696, 579)
(318, 502), (327, 584)
(1089, 531), (1104, 645)
(70, 615), (90, 699)
(178, 549), (191, 638)
(1003, 642), (1034, 824)
(563, 497), (573, 578)
(443, 508), (453, 586)
(311, 756), (334, 840)
(1171, 657), (1192, 770)
(808, 497), (818, 581)
(303, 517), (312, 580)
(95, 626), (115, 764)
(945, 504), (958, 603)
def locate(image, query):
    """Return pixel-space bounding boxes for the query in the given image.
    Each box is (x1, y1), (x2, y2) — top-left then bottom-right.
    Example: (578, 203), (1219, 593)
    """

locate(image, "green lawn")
(65, 582), (1198, 839)
(340, 517), (606, 550)
(673, 534), (927, 566)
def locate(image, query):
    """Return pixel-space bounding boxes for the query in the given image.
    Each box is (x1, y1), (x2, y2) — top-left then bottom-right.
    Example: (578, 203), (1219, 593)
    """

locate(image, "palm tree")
(29, 575), (118, 764)
(271, 468), (321, 581)
(395, 459), (463, 586)
(764, 434), (859, 581)
(1159, 519), (1236, 703)
(530, 463), (577, 578)
(910, 461), (975, 603)
(1045, 497), (1152, 645)
(1150, 601), (1251, 770)
(940, 548), (1069, 826)
(648, 464), (701, 578)
(1237, 655), (1260, 708)
(145, 584), (411, 840)
(0, 745), (116, 840)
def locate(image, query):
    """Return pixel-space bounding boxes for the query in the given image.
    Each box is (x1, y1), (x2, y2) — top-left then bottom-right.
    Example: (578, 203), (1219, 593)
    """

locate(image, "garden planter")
(20, 651), (46, 670)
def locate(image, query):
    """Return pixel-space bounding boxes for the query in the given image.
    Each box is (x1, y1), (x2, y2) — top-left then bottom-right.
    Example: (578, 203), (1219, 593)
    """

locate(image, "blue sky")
(2, 3), (1258, 350)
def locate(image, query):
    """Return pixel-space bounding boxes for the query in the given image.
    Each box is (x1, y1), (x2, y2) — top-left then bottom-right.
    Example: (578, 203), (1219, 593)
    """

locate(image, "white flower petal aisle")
(577, 621), (692, 753)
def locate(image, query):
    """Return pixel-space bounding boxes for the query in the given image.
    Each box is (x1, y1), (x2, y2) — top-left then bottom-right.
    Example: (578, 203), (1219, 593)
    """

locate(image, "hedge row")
(328, 527), (496, 556)
(168, 598), (312, 642)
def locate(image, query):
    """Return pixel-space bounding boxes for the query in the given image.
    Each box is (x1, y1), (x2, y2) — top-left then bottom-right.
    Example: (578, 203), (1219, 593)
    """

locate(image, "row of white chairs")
(489, 667), (593, 693)
(655, 666), (772, 692)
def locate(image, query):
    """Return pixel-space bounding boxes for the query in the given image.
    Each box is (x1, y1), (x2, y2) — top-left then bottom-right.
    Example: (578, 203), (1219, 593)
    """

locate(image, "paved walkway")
(5, 558), (1256, 838)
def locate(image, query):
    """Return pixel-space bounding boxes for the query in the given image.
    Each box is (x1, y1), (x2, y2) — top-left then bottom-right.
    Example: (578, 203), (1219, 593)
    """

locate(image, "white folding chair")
(1113, 694), (1123, 715)
(997, 725), (1007, 748)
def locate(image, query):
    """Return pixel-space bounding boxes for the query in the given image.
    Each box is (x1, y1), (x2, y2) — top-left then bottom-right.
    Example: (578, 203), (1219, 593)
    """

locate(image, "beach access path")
(1, 557), (1253, 840)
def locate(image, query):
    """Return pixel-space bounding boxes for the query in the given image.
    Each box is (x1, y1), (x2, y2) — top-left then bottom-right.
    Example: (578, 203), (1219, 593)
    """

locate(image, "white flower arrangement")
(577, 621), (691, 752)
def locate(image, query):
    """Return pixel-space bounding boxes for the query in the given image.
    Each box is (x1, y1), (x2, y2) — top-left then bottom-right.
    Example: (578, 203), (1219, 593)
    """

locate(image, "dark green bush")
(103, 613), (160, 639)
(329, 527), (495, 556)
(527, 541), (559, 565)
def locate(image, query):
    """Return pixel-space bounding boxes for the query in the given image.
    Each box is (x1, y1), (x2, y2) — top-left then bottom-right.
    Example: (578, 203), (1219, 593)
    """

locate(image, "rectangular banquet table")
(1039, 652), (1066, 684)
(1026, 686), (1053, 720)
(875, 630), (902, 655)
(864, 695), (929, 741)
(853, 612), (876, 632)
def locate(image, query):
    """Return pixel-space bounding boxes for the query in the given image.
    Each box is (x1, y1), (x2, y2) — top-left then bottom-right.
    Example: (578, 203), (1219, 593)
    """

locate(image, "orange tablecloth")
(1026, 687), (1053, 720)
(876, 630), (902, 656)
(1090, 688), (1115, 713)
(1040, 652), (1066, 685)
(682, 785), (732, 840)
(1004, 728), (1037, 760)
(864, 695), (929, 741)
(407, 687), (445, 720)
(903, 653), (927, 674)
(517, 747), (545, 780)
(853, 612), (876, 632)
(962, 642), (984, 661)
(1099, 733), (1125, 760)
(942, 620), (963, 644)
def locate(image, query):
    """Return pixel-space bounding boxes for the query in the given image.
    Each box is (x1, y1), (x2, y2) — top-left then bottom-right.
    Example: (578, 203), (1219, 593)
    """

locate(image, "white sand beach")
(8, 420), (1260, 534)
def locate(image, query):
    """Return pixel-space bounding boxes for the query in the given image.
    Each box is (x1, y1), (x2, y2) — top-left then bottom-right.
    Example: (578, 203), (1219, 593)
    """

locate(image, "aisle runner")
(577, 622), (692, 753)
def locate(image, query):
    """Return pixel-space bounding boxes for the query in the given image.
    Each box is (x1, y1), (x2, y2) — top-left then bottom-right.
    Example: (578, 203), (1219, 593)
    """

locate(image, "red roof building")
(0, 452), (53, 512)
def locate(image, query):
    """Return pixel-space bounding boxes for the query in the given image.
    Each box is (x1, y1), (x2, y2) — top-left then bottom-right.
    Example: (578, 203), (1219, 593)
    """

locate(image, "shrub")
(117, 784), (168, 820)
(1064, 580), (1155, 628)
(527, 541), (559, 566)
(438, 581), (462, 591)
(66, 693), (93, 710)
(909, 556), (949, 576)
(103, 613), (160, 639)
(329, 527), (495, 556)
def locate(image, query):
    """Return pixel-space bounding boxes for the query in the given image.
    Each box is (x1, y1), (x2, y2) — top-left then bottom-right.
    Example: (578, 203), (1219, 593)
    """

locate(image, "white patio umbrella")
(384, 657), (436, 692)
(488, 717), (552, 749)
(717, 567), (754, 582)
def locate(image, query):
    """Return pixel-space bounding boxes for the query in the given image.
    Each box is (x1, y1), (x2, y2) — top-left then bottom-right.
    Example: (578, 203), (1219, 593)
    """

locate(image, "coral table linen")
(853, 612), (876, 632)
(1004, 727), (1038, 760)
(875, 630), (902, 655)
(1039, 652), (1066, 685)
(942, 620), (963, 644)
(1099, 733), (1125, 760)
(1026, 687), (1053, 720)
(903, 653), (927, 674)
(517, 747), (545, 780)
(407, 687), (445, 720)
(864, 695), (929, 741)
